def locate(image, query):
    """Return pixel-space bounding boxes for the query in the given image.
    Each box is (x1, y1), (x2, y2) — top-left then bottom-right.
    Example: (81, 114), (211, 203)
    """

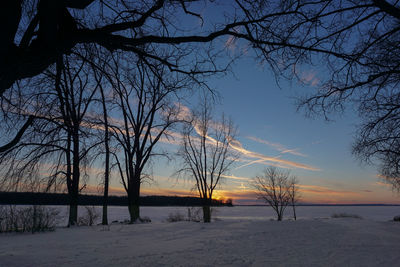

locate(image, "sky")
(5, 1), (400, 205)
(99, 53), (400, 205)
(90, 1), (400, 205)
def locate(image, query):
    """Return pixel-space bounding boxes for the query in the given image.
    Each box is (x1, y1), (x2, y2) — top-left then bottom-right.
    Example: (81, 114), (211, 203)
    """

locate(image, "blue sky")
(8, 1), (396, 205)
(83, 1), (399, 204)
(100, 54), (400, 205)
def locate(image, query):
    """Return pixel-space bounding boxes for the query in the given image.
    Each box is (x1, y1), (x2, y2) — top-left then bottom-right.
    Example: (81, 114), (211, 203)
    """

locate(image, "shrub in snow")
(139, 217), (151, 223)
(331, 213), (362, 219)
(78, 206), (99, 226)
(166, 208), (206, 223)
(167, 211), (186, 222)
(394, 215), (400, 221)
(0, 205), (59, 233)
(187, 207), (202, 222)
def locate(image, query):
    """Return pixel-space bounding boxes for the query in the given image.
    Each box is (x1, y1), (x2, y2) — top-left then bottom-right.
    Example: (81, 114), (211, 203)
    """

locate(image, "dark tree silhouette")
(53, 54), (102, 226)
(90, 57), (112, 226)
(109, 54), (185, 223)
(0, 51), (101, 226)
(2, 0), (374, 96)
(252, 167), (298, 221)
(288, 176), (300, 220)
(239, 1), (400, 191)
(177, 97), (239, 222)
(98, 76), (111, 226)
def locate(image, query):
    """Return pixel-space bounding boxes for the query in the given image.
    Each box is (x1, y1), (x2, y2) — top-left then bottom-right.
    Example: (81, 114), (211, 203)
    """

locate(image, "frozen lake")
(17, 205), (400, 225)
(2, 205), (400, 266)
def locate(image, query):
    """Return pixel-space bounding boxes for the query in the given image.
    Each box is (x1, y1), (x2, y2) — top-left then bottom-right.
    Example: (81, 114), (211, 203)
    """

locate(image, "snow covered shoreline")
(3, 205), (397, 225)
(1, 214), (400, 266)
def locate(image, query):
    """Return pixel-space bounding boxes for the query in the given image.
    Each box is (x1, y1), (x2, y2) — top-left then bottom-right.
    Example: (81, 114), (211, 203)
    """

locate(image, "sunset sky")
(6, 1), (399, 206)
(97, 54), (400, 205)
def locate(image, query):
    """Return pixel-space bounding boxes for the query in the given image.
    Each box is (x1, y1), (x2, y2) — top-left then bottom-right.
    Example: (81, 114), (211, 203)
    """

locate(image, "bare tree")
(90, 58), (112, 226)
(4, 0), (380, 96)
(0, 1), (275, 94)
(177, 98), (239, 222)
(109, 55), (185, 223)
(252, 167), (298, 221)
(288, 176), (300, 221)
(98, 77), (111, 226)
(238, 1), (400, 191)
(1, 0), (292, 155)
(53, 53), (102, 226)
(0, 50), (101, 226)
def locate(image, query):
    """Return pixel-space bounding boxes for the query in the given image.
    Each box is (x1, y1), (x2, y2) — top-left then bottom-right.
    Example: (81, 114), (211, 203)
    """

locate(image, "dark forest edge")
(239, 204), (400, 206)
(0, 192), (233, 207)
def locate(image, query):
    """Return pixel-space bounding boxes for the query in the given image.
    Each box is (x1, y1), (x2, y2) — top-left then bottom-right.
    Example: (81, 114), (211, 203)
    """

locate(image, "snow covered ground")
(1, 206), (400, 266)
(53, 205), (400, 224)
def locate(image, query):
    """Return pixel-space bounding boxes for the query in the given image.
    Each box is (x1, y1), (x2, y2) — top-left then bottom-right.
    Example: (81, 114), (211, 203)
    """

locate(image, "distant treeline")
(0, 192), (233, 207)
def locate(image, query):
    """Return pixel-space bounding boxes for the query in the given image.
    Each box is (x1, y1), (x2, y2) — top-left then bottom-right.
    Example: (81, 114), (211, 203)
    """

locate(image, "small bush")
(0, 205), (60, 233)
(187, 207), (202, 222)
(139, 216), (151, 223)
(166, 207), (216, 223)
(331, 213), (362, 219)
(78, 206), (100, 226)
(166, 211), (185, 222)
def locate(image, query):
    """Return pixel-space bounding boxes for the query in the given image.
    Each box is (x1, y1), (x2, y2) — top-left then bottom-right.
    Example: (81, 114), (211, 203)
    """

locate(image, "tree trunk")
(292, 204), (297, 221)
(32, 205), (37, 233)
(277, 209), (283, 221)
(100, 86), (110, 225)
(128, 178), (141, 223)
(102, 200), (108, 225)
(68, 128), (80, 226)
(202, 205), (211, 223)
(68, 196), (78, 226)
(128, 202), (140, 223)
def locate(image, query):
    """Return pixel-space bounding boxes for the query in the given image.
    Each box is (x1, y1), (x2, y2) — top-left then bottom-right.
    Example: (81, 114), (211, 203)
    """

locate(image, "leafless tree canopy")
(242, 1), (400, 191)
(288, 176), (300, 220)
(252, 167), (299, 221)
(0, 50), (102, 225)
(177, 98), (239, 222)
(6, 0), (395, 96)
(106, 53), (187, 223)
(0, 0), (250, 93)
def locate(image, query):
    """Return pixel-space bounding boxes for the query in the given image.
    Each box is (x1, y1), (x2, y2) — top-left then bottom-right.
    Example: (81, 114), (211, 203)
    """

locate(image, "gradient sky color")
(7, 2), (398, 205)
(97, 54), (400, 205)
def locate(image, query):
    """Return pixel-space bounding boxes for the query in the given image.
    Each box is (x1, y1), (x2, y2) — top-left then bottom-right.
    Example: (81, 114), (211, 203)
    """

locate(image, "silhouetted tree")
(240, 1), (400, 191)
(288, 176), (300, 220)
(99, 79), (111, 226)
(89, 57), (112, 226)
(177, 97), (239, 222)
(109, 54), (185, 223)
(0, 50), (101, 226)
(53, 53), (104, 226)
(252, 167), (298, 221)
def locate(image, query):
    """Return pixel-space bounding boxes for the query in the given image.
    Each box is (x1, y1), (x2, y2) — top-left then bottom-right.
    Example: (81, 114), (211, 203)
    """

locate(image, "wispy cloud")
(372, 179), (392, 188)
(247, 136), (307, 157)
(298, 184), (360, 196)
(300, 70), (320, 87)
(229, 138), (319, 171)
(361, 189), (373, 193)
(138, 103), (320, 172)
(220, 174), (252, 181)
(192, 126), (318, 171)
(224, 26), (242, 52)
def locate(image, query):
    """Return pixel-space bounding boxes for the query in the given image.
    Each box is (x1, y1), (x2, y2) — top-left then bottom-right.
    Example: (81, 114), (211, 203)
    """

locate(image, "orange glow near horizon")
(14, 174), (399, 205)
(80, 181), (400, 205)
